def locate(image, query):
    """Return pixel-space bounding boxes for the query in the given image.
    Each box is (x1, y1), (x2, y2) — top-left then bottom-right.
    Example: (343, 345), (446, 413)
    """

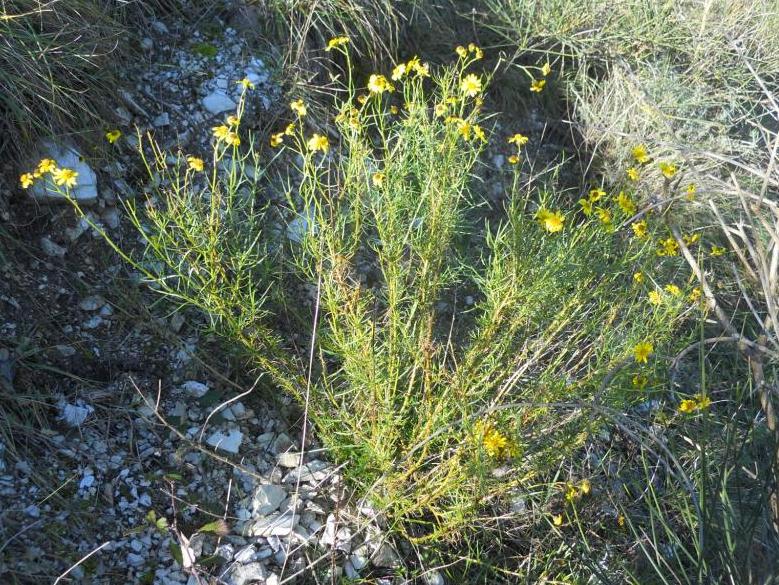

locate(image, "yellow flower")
(508, 155), (520, 165)
(682, 233), (700, 246)
(632, 144), (650, 164)
(711, 245), (726, 257)
(664, 284), (681, 296)
(391, 63), (407, 81)
(456, 120), (472, 141)
(595, 207), (612, 225)
(238, 77), (255, 90)
(390, 105), (399, 115)
(460, 74), (482, 97)
(633, 271), (644, 284)
(434, 103), (447, 117)
(536, 208), (564, 233)
(678, 399), (697, 414)
(105, 129), (122, 144)
(186, 156), (204, 172)
(473, 124), (487, 143)
(578, 198), (594, 216)
(530, 78), (546, 93)
(270, 133), (284, 147)
(659, 162), (677, 179)
(372, 171), (385, 187)
(357, 94), (368, 105)
(648, 290), (663, 306)
(367, 74), (393, 94)
(564, 483), (577, 502)
(52, 168), (78, 188)
(284, 122), (295, 135)
(589, 188), (606, 202)
(552, 514), (563, 527)
(657, 237), (679, 257)
(212, 125), (230, 140)
(406, 56), (429, 77)
(307, 133), (329, 153)
(626, 167), (640, 181)
(20, 173), (35, 189)
(455, 45), (467, 58)
(632, 220), (648, 239)
(467, 43), (484, 59)
(541, 62), (551, 77)
(325, 36), (349, 51)
(507, 133), (529, 147)
(291, 99), (307, 117)
(632, 373), (648, 389)
(617, 514), (625, 527)
(696, 395), (712, 410)
(633, 341), (653, 364)
(686, 183), (696, 200)
(617, 192), (636, 215)
(579, 479), (591, 495)
(483, 429), (509, 458)
(688, 287), (702, 303)
(225, 131), (240, 146)
(226, 115), (239, 126)
(37, 158), (57, 174)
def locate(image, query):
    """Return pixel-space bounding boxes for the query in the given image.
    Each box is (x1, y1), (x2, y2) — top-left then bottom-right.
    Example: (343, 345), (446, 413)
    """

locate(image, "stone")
(245, 510), (297, 537)
(350, 547), (369, 571)
(40, 237), (66, 258)
(59, 401), (94, 427)
(127, 553), (145, 567)
(370, 543), (399, 568)
(228, 562), (267, 585)
(153, 112), (171, 127)
(24, 504), (40, 518)
(251, 484), (287, 516)
(29, 141), (98, 204)
(202, 91), (236, 115)
(233, 544), (255, 563)
(320, 513), (352, 553)
(270, 433), (294, 454)
(206, 429), (243, 454)
(140, 37), (154, 50)
(79, 295), (105, 311)
(180, 381), (209, 398)
(276, 452), (301, 468)
(424, 570), (445, 585)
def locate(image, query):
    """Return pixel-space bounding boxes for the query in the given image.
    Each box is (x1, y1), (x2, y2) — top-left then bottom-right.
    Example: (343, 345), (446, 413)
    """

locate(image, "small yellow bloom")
(632, 373), (648, 389)
(467, 43), (483, 59)
(460, 73), (482, 97)
(579, 479), (591, 495)
(678, 399), (697, 414)
(536, 208), (564, 233)
(473, 124), (487, 143)
(688, 287), (702, 303)
(389, 105), (399, 115)
(212, 125), (230, 140)
(105, 129), (122, 144)
(434, 103), (447, 117)
(270, 133), (284, 148)
(291, 99), (307, 117)
(52, 168), (78, 188)
(626, 167), (640, 181)
(541, 62), (551, 77)
(530, 78), (546, 93)
(325, 36), (349, 51)
(406, 56), (429, 77)
(633, 271), (644, 284)
(657, 237), (679, 257)
(225, 132), (240, 146)
(238, 77), (255, 90)
(634, 341), (653, 364)
(20, 173), (35, 189)
(307, 133), (329, 153)
(37, 158), (57, 174)
(648, 290), (663, 306)
(617, 514), (625, 527)
(682, 233), (700, 246)
(391, 63), (407, 81)
(226, 115), (239, 126)
(595, 207), (612, 225)
(686, 183), (696, 200)
(507, 133), (529, 147)
(632, 144), (650, 164)
(552, 514), (563, 527)
(455, 45), (467, 58)
(589, 188), (606, 202)
(664, 284), (681, 296)
(367, 74), (393, 94)
(372, 171), (385, 187)
(711, 245), (726, 257)
(483, 429), (509, 458)
(659, 162), (677, 179)
(357, 94), (368, 105)
(617, 191), (636, 215)
(284, 122), (295, 135)
(632, 220), (649, 239)
(456, 120), (472, 141)
(579, 198), (594, 216)
(186, 156), (204, 172)
(564, 483), (577, 502)
(508, 155), (520, 165)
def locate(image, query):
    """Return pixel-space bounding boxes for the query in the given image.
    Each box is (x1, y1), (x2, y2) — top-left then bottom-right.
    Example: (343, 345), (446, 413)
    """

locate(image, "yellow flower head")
(473, 124), (487, 143)
(632, 144), (650, 164)
(434, 103), (447, 117)
(541, 62), (552, 77)
(455, 45), (467, 58)
(633, 271), (644, 284)
(589, 188), (606, 202)
(186, 156), (204, 172)
(626, 167), (640, 181)
(37, 158), (57, 174)
(711, 245), (726, 257)
(659, 162), (678, 179)
(507, 133), (529, 147)
(579, 479), (591, 495)
(595, 207), (612, 225)
(52, 167), (78, 188)
(579, 198), (594, 216)
(367, 74), (393, 94)
(390, 105), (399, 115)
(552, 514), (563, 527)
(212, 125), (230, 140)
(536, 208), (564, 233)
(682, 233), (700, 246)
(657, 237), (679, 257)
(678, 399), (697, 414)
(460, 73), (482, 97)
(632, 373), (648, 389)
(483, 429), (509, 458)
(270, 133), (284, 148)
(226, 115), (239, 126)
(456, 120), (472, 141)
(20, 173), (35, 189)
(468, 43), (484, 60)
(238, 77), (255, 90)
(664, 284), (681, 296)
(633, 341), (653, 364)
(409, 58), (430, 78)
(372, 171), (385, 187)
(325, 36), (349, 51)
(284, 122), (295, 135)
(617, 192), (637, 215)
(391, 63), (407, 81)
(106, 129), (122, 144)
(632, 219), (648, 239)
(688, 287), (702, 303)
(508, 154), (520, 165)
(291, 99), (307, 117)
(648, 290), (663, 306)
(225, 131), (240, 146)
(686, 183), (696, 200)
(530, 78), (546, 93)
(307, 133), (329, 153)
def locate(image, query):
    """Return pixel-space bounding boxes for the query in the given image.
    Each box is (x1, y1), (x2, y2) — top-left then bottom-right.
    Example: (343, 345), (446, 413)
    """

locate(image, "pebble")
(40, 236), (66, 258)
(206, 429), (243, 454)
(180, 381), (209, 398)
(202, 91), (236, 115)
(246, 510), (297, 537)
(251, 484), (287, 516)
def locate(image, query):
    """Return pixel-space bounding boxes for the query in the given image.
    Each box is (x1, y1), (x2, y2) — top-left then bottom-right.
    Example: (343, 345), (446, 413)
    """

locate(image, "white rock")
(233, 544), (255, 563)
(29, 141), (98, 204)
(277, 452), (301, 468)
(246, 510), (297, 537)
(59, 401), (94, 427)
(79, 295), (105, 311)
(153, 112), (171, 127)
(40, 236), (66, 258)
(206, 429), (243, 454)
(320, 513), (352, 553)
(228, 562), (266, 585)
(127, 552), (145, 567)
(180, 381), (209, 398)
(251, 484), (287, 516)
(202, 91), (236, 115)
(424, 570), (445, 585)
(266, 574), (279, 585)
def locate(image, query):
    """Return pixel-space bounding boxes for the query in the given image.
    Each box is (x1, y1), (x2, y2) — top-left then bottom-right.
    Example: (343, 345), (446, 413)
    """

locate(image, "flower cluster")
(478, 422), (516, 460)
(506, 132), (529, 164)
(391, 55), (430, 81)
(536, 208), (565, 233)
(678, 394), (712, 414)
(19, 158), (78, 190)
